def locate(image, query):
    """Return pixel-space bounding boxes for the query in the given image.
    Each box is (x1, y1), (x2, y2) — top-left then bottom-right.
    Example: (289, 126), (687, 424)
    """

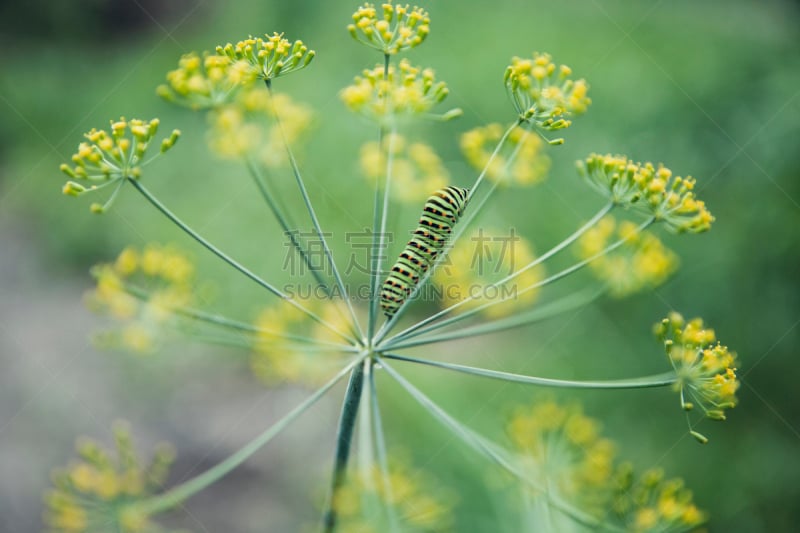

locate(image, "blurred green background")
(1, 0), (798, 531)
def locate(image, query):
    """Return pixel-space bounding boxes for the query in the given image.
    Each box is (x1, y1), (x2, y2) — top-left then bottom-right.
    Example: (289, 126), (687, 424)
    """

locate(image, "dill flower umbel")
(611, 464), (705, 532)
(503, 402), (706, 531)
(504, 52), (590, 132)
(505, 401), (616, 520)
(654, 313), (740, 428)
(250, 299), (355, 386)
(460, 123), (550, 186)
(331, 455), (455, 532)
(348, 3), (430, 54)
(216, 32), (315, 84)
(87, 244), (196, 353)
(207, 87), (313, 166)
(359, 134), (449, 203)
(44, 423), (175, 533)
(577, 154), (714, 233)
(578, 215), (678, 297)
(59, 118), (180, 213)
(341, 59), (461, 122)
(157, 52), (256, 110)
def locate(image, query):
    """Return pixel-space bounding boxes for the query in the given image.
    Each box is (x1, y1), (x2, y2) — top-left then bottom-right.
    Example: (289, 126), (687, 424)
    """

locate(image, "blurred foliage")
(1, 0), (799, 531)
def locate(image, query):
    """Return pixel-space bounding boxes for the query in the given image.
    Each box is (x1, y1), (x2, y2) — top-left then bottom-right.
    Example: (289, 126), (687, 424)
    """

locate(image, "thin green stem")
(323, 361), (366, 533)
(189, 333), (359, 354)
(383, 204), (628, 345)
(370, 125), (397, 340)
(379, 289), (601, 351)
(120, 283), (345, 347)
(357, 360), (375, 482)
(128, 178), (357, 345)
(429, 131), (528, 288)
(134, 356), (363, 516)
(467, 119), (524, 202)
(381, 353), (678, 389)
(370, 362), (398, 531)
(373, 119), (523, 344)
(366, 171), (384, 343)
(379, 360), (623, 531)
(245, 158), (332, 294)
(367, 53), (392, 342)
(351, 362), (388, 527)
(265, 83), (364, 340)
(97, 178), (126, 212)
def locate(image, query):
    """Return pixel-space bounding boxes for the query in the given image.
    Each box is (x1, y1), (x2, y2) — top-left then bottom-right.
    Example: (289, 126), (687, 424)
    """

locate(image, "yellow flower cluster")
(44, 423), (175, 533)
(578, 215), (678, 297)
(611, 464), (705, 532)
(577, 154), (714, 233)
(506, 402), (616, 516)
(505, 402), (706, 531)
(359, 134), (448, 203)
(250, 298), (354, 386)
(87, 245), (196, 354)
(341, 59), (461, 122)
(216, 33), (314, 84)
(207, 87), (313, 167)
(504, 52), (590, 131)
(332, 455), (455, 532)
(59, 118), (180, 213)
(348, 3), (430, 55)
(433, 229), (544, 318)
(460, 124), (551, 186)
(157, 52), (256, 110)
(655, 312), (740, 427)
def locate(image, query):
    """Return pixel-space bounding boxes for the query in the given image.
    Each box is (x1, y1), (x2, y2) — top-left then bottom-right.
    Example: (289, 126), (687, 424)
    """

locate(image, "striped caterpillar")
(380, 186), (470, 318)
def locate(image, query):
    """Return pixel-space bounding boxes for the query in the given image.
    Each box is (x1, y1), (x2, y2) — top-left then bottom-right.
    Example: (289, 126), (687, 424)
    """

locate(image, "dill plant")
(49, 3), (740, 532)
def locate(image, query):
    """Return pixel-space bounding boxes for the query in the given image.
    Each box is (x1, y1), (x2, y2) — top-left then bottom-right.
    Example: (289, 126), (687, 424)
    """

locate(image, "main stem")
(323, 360), (367, 532)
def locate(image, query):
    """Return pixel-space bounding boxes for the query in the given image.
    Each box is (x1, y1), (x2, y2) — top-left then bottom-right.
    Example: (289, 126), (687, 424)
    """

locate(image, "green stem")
(356, 360), (375, 482)
(128, 178), (356, 345)
(373, 119), (523, 344)
(435, 133), (527, 273)
(370, 125), (397, 339)
(380, 353), (678, 389)
(189, 333), (358, 354)
(367, 53), (392, 342)
(265, 83), (364, 340)
(120, 283), (345, 347)
(467, 119), (524, 202)
(245, 158), (332, 294)
(370, 362), (399, 531)
(134, 356), (363, 516)
(379, 360), (623, 531)
(379, 289), (601, 351)
(323, 361), (366, 532)
(384, 202), (616, 345)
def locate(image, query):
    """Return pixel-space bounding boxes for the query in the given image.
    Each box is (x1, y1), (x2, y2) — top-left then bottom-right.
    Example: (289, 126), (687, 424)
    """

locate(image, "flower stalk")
(128, 178), (356, 345)
(134, 356), (363, 516)
(265, 82), (364, 340)
(366, 53), (393, 341)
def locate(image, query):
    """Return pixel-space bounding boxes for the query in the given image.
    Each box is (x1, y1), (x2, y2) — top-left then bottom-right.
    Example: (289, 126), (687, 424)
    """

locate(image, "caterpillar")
(380, 186), (470, 318)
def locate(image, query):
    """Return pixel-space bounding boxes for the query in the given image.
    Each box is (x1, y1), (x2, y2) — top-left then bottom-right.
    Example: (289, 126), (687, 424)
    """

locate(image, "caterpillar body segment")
(380, 186), (470, 318)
